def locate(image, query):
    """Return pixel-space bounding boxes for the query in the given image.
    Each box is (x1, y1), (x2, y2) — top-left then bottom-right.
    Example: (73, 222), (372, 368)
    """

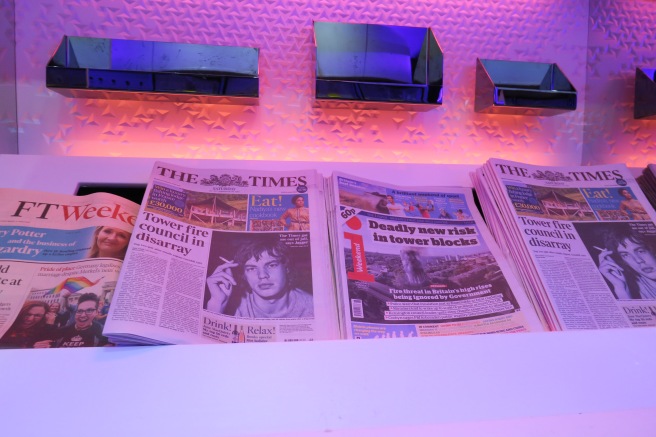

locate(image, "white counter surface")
(1, 154), (654, 436)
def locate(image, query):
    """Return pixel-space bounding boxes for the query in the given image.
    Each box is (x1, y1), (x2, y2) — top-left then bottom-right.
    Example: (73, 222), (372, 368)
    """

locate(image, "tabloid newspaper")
(0, 188), (138, 349)
(103, 162), (339, 345)
(325, 172), (541, 339)
(473, 158), (656, 331)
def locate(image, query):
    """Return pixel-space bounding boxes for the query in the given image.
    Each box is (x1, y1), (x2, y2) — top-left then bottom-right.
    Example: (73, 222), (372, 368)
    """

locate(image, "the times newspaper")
(0, 188), (138, 349)
(473, 158), (656, 331)
(326, 172), (541, 339)
(104, 162), (339, 345)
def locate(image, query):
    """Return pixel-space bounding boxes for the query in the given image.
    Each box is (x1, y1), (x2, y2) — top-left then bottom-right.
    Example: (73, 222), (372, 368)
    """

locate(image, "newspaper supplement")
(104, 162), (339, 345)
(326, 172), (539, 339)
(0, 188), (138, 349)
(473, 158), (656, 331)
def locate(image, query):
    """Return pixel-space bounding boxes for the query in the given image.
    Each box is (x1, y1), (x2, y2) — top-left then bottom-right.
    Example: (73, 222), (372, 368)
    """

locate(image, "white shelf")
(1, 329), (655, 436)
(1, 154), (655, 436)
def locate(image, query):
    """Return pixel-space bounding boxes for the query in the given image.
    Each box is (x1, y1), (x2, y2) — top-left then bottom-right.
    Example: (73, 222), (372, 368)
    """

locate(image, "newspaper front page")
(104, 162), (338, 344)
(475, 158), (656, 330)
(327, 172), (540, 339)
(0, 188), (138, 349)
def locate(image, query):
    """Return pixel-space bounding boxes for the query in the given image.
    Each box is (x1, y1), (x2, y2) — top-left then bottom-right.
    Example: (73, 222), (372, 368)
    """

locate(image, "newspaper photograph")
(477, 158), (656, 330)
(0, 188), (138, 349)
(327, 172), (540, 339)
(104, 162), (338, 345)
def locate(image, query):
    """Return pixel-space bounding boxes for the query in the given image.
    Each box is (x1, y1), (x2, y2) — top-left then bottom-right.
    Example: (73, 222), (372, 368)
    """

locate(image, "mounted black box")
(314, 22), (443, 107)
(634, 67), (656, 119)
(46, 36), (259, 104)
(475, 59), (576, 115)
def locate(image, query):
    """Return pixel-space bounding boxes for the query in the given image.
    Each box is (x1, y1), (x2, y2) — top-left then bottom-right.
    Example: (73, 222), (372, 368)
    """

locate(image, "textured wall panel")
(15, 0), (590, 165)
(584, 0), (656, 167)
(1, 0), (17, 154)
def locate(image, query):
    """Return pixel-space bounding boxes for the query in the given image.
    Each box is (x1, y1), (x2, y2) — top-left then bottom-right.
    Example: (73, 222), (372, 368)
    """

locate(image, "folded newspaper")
(473, 158), (656, 330)
(103, 162), (339, 344)
(0, 188), (138, 349)
(325, 172), (541, 339)
(637, 163), (656, 212)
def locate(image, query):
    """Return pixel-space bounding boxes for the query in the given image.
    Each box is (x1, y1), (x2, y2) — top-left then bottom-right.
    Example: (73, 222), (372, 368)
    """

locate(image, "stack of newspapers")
(103, 161), (340, 345)
(472, 158), (656, 330)
(1, 160), (545, 348)
(324, 172), (542, 339)
(6, 158), (654, 348)
(103, 160), (547, 345)
(637, 164), (656, 211)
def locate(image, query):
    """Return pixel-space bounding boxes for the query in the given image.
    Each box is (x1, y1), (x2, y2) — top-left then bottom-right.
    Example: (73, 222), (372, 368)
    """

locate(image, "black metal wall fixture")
(634, 67), (656, 119)
(475, 58), (577, 115)
(314, 21), (443, 108)
(46, 36), (259, 104)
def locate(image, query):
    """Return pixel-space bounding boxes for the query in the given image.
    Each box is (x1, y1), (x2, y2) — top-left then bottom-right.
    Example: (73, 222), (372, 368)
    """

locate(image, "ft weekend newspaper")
(0, 188), (138, 349)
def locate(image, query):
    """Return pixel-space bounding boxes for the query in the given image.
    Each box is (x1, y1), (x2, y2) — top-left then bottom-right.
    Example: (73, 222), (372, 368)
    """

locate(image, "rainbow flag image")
(47, 276), (102, 295)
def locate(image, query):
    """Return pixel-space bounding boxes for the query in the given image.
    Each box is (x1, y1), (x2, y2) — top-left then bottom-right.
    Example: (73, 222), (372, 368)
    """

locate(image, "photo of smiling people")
(0, 274), (114, 349)
(336, 176), (471, 221)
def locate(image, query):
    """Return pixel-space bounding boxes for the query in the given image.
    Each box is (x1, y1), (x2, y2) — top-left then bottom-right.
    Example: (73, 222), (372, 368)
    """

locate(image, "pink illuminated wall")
(1, 0), (17, 154)
(584, 0), (656, 167)
(10, 0), (654, 167)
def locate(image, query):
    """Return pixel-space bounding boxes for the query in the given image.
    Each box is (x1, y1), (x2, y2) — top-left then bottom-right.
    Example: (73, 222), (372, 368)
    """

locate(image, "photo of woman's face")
(97, 227), (130, 257)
